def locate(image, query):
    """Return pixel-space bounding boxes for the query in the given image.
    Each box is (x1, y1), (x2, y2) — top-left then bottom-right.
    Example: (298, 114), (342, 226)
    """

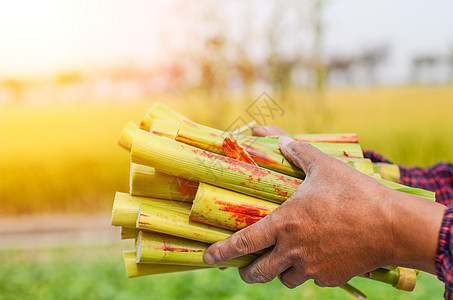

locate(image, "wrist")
(388, 189), (445, 273)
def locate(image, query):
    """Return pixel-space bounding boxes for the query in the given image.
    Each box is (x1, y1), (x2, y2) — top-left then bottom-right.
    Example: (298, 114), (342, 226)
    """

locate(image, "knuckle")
(279, 275), (302, 289)
(248, 266), (273, 283)
(233, 233), (254, 254)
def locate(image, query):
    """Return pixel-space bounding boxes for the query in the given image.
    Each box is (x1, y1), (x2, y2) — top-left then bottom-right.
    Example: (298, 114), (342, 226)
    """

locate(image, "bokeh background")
(1, 0), (452, 299)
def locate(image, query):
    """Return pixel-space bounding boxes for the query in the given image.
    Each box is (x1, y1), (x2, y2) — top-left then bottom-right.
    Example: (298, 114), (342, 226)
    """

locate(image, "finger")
(278, 266), (309, 289)
(204, 217), (277, 264)
(279, 137), (334, 175)
(252, 125), (288, 137)
(239, 247), (291, 284)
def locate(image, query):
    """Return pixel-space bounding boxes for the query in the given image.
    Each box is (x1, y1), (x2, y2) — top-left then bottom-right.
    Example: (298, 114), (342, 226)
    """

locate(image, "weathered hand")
(204, 137), (445, 288)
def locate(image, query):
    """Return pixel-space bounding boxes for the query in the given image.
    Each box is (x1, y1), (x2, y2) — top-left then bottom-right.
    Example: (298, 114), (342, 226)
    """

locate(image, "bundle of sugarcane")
(113, 102), (435, 299)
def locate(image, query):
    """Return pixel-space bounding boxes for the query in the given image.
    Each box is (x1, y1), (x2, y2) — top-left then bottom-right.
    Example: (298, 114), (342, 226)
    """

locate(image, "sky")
(0, 0), (452, 82)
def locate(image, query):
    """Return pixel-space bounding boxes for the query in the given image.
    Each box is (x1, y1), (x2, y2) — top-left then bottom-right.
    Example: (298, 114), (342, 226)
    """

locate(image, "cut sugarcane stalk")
(121, 227), (139, 240)
(130, 163), (198, 202)
(137, 203), (233, 244)
(136, 231), (257, 268)
(360, 267), (416, 292)
(262, 133), (359, 143)
(123, 250), (210, 278)
(175, 120), (367, 177)
(373, 176), (435, 201)
(140, 103), (188, 131)
(222, 134), (257, 166)
(118, 121), (138, 151)
(339, 283), (367, 299)
(132, 129), (302, 203)
(190, 182), (279, 231)
(373, 163), (400, 183)
(111, 192), (191, 228)
(176, 119), (363, 157)
(151, 119), (180, 139)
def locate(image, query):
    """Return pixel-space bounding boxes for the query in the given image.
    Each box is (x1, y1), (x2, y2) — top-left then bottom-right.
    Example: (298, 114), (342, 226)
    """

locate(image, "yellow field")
(1, 85), (452, 215)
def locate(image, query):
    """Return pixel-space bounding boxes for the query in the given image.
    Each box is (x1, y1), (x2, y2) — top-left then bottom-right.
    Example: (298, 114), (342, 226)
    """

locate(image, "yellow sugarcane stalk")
(360, 267), (416, 292)
(123, 250), (210, 278)
(263, 133), (359, 143)
(140, 103), (188, 131)
(111, 192), (191, 228)
(118, 121), (138, 151)
(176, 119), (363, 157)
(137, 203), (233, 244)
(121, 227), (139, 240)
(190, 182), (279, 231)
(151, 119), (180, 139)
(131, 129), (302, 203)
(175, 120), (368, 178)
(373, 163), (400, 183)
(136, 231), (257, 268)
(130, 163), (198, 202)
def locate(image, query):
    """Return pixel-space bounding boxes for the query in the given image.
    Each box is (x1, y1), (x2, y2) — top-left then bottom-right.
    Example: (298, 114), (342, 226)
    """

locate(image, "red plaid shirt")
(364, 150), (453, 299)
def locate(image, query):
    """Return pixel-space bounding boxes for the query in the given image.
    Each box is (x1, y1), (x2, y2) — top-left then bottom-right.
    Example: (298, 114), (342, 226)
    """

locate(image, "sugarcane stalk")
(111, 192), (191, 228)
(121, 227), (139, 240)
(176, 119), (363, 157)
(132, 129), (302, 203)
(136, 231), (257, 268)
(140, 103), (188, 131)
(373, 176), (435, 201)
(175, 120), (367, 177)
(262, 133), (359, 143)
(118, 121), (138, 151)
(190, 182), (279, 231)
(339, 283), (367, 299)
(137, 203), (233, 244)
(360, 267), (416, 292)
(123, 250), (210, 278)
(151, 119), (180, 139)
(373, 163), (400, 183)
(130, 163), (198, 202)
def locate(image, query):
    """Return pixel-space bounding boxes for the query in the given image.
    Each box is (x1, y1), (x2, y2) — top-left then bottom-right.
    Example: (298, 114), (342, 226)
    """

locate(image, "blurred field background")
(1, 0), (453, 299)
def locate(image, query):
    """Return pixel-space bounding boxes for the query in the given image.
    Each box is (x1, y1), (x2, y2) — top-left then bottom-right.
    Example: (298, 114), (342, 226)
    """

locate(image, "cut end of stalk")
(394, 267), (417, 291)
(118, 121), (138, 151)
(135, 231), (143, 263)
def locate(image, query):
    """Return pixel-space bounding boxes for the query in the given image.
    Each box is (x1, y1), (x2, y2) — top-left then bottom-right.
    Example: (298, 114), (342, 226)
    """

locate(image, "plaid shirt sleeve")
(364, 150), (453, 299)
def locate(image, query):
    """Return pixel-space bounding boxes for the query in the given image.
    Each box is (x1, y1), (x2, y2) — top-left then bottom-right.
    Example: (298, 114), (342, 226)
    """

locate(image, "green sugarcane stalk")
(121, 227), (139, 240)
(136, 231), (258, 268)
(123, 250), (210, 278)
(360, 267), (416, 292)
(130, 163), (198, 202)
(190, 182), (279, 231)
(373, 163), (400, 183)
(137, 203), (233, 244)
(261, 133), (359, 143)
(339, 283), (367, 299)
(111, 192), (191, 228)
(131, 129), (302, 203)
(140, 102), (189, 131)
(175, 120), (370, 178)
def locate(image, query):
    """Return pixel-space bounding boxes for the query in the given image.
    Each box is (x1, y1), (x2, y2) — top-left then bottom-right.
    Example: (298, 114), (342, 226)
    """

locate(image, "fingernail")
(204, 251), (216, 264)
(279, 136), (294, 148)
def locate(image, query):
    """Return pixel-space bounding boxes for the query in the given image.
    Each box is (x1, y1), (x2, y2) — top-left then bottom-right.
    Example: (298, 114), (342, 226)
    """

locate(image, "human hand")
(204, 137), (445, 288)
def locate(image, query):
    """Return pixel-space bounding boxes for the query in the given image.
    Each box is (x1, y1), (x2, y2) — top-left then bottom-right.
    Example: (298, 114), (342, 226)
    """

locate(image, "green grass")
(0, 246), (444, 300)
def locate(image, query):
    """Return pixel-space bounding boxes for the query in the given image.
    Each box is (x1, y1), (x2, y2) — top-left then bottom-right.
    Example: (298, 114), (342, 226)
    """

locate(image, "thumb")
(279, 136), (327, 175)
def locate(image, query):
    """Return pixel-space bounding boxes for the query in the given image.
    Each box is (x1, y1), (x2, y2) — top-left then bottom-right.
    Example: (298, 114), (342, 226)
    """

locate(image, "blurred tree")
(411, 55), (439, 84)
(327, 55), (355, 86)
(448, 48), (453, 82)
(357, 45), (389, 86)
